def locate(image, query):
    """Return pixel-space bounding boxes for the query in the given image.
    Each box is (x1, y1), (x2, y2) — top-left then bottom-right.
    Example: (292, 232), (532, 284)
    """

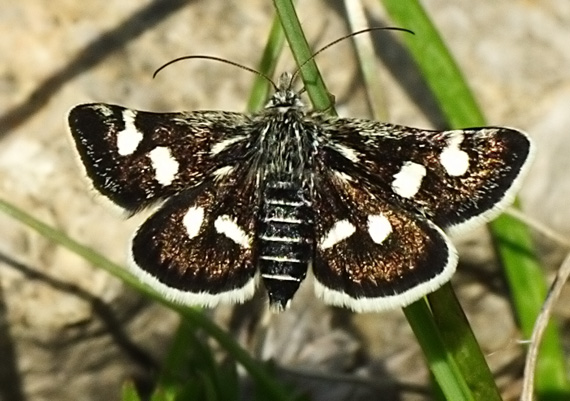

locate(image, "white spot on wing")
(391, 161), (426, 198)
(320, 219), (356, 249)
(148, 147), (179, 186)
(210, 136), (245, 155)
(334, 144), (359, 162)
(212, 165), (234, 179)
(214, 215), (251, 248)
(440, 131), (469, 176)
(116, 110), (143, 156)
(91, 104), (114, 117)
(446, 128), (536, 235)
(333, 170), (354, 182)
(182, 206), (204, 239)
(368, 214), (392, 244)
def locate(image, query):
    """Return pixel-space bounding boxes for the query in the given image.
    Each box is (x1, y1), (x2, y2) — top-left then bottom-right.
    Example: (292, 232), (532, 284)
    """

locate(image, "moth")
(68, 71), (534, 312)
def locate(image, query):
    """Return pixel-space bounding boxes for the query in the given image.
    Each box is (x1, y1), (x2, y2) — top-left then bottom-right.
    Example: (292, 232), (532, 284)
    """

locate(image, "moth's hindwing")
(130, 177), (259, 307)
(311, 166), (457, 312)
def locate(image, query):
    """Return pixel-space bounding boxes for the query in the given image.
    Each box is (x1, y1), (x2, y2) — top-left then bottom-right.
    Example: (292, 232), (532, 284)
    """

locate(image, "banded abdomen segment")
(257, 182), (314, 310)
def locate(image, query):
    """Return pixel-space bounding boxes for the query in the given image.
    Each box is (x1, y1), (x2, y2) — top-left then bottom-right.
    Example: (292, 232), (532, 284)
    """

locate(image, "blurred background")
(0, 1), (569, 400)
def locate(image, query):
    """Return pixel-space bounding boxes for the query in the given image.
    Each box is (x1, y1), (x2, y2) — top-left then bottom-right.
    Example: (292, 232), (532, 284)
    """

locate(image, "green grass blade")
(427, 283), (501, 400)
(380, 0), (484, 127)
(154, 321), (201, 399)
(247, 11), (287, 112)
(155, 303), (239, 400)
(404, 300), (474, 401)
(381, 0), (569, 398)
(121, 381), (143, 401)
(343, 0), (389, 121)
(272, 0), (335, 112)
(493, 212), (569, 399)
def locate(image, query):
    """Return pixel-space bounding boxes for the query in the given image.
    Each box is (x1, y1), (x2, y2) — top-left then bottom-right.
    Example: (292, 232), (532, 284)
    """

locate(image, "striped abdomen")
(258, 181), (314, 310)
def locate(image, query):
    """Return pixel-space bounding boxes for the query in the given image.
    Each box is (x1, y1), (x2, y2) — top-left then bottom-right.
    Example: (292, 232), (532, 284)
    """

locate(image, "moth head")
(265, 72), (304, 111)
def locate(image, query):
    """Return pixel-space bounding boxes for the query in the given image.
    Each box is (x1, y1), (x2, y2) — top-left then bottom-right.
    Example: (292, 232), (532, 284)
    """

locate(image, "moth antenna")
(153, 55), (278, 91)
(291, 27), (414, 84)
